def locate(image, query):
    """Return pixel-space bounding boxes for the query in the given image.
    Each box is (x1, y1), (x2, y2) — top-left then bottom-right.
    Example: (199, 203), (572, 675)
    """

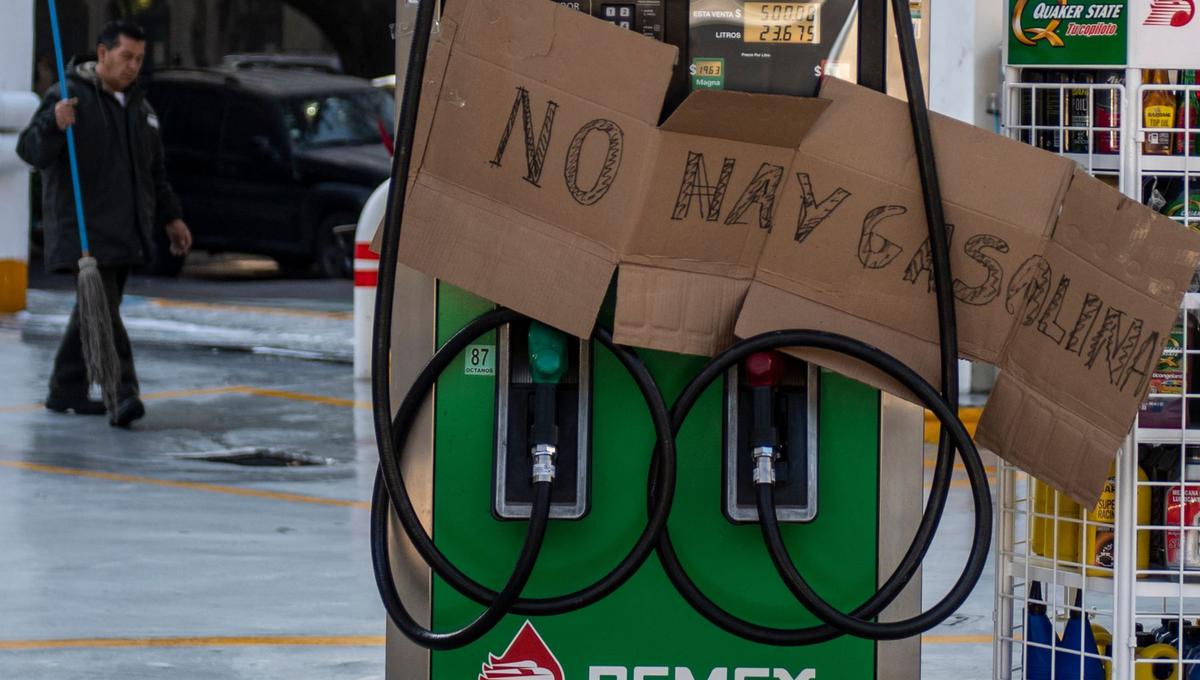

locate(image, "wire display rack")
(996, 69), (1200, 680)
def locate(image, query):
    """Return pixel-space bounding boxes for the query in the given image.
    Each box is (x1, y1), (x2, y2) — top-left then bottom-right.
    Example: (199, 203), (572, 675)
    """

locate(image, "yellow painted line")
(144, 385), (248, 400)
(238, 387), (369, 410)
(0, 460), (370, 510)
(0, 385), (369, 414)
(923, 406), (982, 444)
(150, 298), (353, 320)
(922, 634), (994, 645)
(0, 635), (384, 651)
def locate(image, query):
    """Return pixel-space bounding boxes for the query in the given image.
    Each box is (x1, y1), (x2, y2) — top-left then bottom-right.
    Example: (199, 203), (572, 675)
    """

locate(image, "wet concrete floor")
(0, 328), (383, 680)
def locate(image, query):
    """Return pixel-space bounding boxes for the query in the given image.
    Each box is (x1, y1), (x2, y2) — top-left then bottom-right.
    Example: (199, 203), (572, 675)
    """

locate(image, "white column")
(930, 0), (1004, 129)
(0, 0), (37, 313)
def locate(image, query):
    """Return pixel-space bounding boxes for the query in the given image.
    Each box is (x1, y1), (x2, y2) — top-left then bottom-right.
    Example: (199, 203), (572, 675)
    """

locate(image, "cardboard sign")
(391, 0), (1200, 505)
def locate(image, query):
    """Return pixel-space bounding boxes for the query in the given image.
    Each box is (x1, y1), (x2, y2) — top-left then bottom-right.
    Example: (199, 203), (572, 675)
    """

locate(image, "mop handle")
(46, 0), (90, 257)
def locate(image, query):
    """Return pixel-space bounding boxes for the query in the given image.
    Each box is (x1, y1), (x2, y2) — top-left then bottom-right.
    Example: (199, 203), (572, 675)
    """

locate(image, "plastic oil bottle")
(1055, 590), (1104, 679)
(1086, 462), (1151, 576)
(1144, 69), (1177, 155)
(1033, 479), (1082, 564)
(1026, 581), (1056, 680)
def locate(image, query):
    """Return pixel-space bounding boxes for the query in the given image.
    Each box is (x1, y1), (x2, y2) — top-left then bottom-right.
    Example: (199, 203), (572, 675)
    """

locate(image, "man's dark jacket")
(18, 59), (182, 272)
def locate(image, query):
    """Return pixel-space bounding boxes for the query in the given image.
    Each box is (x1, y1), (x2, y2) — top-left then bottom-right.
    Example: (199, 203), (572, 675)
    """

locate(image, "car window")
(151, 84), (224, 153)
(282, 89), (395, 149)
(221, 96), (286, 157)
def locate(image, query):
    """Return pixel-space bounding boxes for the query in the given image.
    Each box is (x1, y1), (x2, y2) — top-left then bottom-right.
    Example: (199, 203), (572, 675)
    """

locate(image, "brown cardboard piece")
(389, 0), (1200, 505)
(614, 90), (829, 356)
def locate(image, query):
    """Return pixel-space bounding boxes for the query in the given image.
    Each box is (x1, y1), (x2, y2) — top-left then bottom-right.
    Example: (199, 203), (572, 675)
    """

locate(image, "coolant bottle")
(1026, 581), (1056, 679)
(1055, 591), (1104, 680)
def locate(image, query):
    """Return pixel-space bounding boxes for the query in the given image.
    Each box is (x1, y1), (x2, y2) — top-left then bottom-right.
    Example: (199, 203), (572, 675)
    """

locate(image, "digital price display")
(743, 3), (820, 44)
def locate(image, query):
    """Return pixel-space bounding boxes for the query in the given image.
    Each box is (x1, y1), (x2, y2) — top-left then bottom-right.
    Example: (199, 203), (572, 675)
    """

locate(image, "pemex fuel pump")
(370, 0), (990, 678)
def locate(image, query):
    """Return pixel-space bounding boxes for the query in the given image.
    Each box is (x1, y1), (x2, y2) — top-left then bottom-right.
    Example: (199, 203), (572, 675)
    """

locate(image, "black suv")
(145, 68), (395, 277)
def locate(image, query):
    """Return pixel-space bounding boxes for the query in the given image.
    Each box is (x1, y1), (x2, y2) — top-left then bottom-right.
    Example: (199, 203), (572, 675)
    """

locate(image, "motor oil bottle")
(1033, 480), (1082, 563)
(1136, 629), (1181, 680)
(1055, 591), (1104, 679)
(1039, 71), (1070, 152)
(1094, 71), (1123, 154)
(1140, 321), (1185, 429)
(1166, 453), (1200, 570)
(1166, 184), (1200, 231)
(1068, 71), (1096, 153)
(1175, 70), (1198, 158)
(1144, 69), (1177, 155)
(1021, 70), (1045, 146)
(1026, 581), (1056, 679)
(1086, 462), (1151, 576)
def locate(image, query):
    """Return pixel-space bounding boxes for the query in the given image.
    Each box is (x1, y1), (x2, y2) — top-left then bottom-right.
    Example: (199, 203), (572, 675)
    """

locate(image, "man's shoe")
(109, 396), (145, 428)
(44, 394), (107, 415)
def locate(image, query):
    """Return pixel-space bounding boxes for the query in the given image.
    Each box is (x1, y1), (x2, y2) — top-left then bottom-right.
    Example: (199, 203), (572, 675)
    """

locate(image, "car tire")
(313, 212), (357, 280)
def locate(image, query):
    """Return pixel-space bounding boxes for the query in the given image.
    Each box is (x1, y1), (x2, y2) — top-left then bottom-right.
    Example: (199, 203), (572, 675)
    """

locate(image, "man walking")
(18, 21), (192, 427)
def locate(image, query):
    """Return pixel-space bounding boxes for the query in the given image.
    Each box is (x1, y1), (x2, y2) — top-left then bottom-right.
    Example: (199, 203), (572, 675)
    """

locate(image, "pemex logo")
(1143, 0), (1195, 26)
(479, 621), (565, 680)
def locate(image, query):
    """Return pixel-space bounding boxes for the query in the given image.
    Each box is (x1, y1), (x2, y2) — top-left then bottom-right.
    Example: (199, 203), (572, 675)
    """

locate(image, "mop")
(48, 0), (121, 413)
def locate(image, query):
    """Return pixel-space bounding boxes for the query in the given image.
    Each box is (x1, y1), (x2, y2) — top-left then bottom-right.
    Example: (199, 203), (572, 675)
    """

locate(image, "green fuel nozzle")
(527, 322), (567, 483)
(528, 322), (568, 385)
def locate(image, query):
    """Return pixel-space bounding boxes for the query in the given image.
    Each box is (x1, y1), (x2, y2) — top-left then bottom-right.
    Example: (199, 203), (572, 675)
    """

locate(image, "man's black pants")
(48, 265), (139, 400)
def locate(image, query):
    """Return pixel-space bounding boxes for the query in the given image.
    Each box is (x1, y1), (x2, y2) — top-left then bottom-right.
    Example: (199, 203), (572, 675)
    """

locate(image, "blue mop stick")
(45, 0), (121, 412)
(47, 0), (90, 256)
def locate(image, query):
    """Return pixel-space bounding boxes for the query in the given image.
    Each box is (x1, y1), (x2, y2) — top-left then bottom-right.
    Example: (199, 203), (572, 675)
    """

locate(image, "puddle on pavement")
(183, 447), (331, 467)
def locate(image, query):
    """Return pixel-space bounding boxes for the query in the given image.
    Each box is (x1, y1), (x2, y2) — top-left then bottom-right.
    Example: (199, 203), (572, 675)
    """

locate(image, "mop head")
(76, 256), (121, 412)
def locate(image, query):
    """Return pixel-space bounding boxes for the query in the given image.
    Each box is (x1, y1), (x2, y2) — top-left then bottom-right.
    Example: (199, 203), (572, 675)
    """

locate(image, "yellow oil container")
(1085, 463), (1151, 577)
(1033, 479), (1081, 564)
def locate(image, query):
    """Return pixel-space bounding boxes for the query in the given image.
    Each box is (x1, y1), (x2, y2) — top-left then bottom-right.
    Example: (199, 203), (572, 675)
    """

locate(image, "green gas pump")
(373, 1), (987, 678)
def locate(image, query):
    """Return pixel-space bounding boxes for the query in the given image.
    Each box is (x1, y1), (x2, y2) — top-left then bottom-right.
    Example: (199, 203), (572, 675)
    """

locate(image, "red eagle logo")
(479, 621), (565, 680)
(1144, 0), (1195, 26)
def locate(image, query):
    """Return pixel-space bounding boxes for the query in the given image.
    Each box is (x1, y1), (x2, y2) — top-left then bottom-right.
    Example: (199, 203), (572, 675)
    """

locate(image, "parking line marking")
(149, 298), (353, 320)
(238, 387), (369, 410)
(921, 634), (993, 645)
(0, 385), (370, 413)
(0, 460), (371, 510)
(0, 635), (384, 651)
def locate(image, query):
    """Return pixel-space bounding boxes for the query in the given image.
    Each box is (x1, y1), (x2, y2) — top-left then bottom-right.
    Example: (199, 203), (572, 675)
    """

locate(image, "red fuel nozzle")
(746, 351), (785, 388)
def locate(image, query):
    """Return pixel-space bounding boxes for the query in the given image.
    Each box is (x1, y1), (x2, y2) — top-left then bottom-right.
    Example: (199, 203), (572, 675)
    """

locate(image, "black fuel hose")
(651, 0), (990, 643)
(651, 330), (989, 644)
(370, 0), (677, 643)
(371, 471), (551, 650)
(372, 308), (678, 618)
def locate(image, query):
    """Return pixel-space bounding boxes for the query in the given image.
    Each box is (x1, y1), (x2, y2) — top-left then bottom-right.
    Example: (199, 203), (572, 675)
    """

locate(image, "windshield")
(283, 89), (395, 149)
